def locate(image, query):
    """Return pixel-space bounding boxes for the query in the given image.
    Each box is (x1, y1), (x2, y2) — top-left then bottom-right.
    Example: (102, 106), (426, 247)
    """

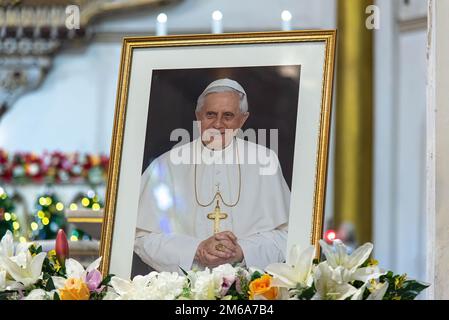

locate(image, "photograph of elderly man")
(134, 67), (300, 274)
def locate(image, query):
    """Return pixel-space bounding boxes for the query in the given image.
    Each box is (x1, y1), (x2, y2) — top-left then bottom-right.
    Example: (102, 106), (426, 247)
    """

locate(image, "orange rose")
(248, 274), (278, 300)
(59, 278), (90, 300)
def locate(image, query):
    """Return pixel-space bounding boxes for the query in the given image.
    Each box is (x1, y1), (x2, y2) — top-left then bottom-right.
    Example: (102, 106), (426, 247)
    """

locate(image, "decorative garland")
(0, 230), (429, 300)
(0, 150), (109, 185)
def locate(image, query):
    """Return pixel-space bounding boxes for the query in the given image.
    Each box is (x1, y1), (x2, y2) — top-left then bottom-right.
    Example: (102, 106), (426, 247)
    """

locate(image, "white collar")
(194, 137), (238, 163)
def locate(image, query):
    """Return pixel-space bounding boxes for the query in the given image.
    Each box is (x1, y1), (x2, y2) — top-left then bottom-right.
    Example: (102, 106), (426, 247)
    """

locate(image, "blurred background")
(0, 0), (427, 282)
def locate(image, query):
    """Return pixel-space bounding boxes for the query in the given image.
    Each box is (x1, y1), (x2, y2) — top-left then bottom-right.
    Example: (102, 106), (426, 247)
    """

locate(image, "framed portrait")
(100, 31), (336, 278)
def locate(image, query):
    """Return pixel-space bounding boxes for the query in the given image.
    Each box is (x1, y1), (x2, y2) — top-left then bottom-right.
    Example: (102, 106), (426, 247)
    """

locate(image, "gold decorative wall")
(334, 0), (373, 245)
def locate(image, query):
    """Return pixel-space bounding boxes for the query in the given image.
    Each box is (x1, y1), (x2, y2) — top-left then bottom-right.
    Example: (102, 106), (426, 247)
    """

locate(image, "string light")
(4, 212), (11, 221)
(211, 10), (223, 34)
(69, 203), (78, 210)
(81, 197), (90, 207)
(71, 230), (79, 242)
(87, 190), (95, 198)
(281, 10), (292, 31)
(12, 221), (20, 230)
(38, 210), (45, 219)
(92, 203), (101, 211)
(31, 222), (38, 231)
(157, 12), (167, 23)
(56, 202), (64, 211)
(156, 13), (168, 36)
(39, 197), (47, 206)
(42, 217), (50, 225)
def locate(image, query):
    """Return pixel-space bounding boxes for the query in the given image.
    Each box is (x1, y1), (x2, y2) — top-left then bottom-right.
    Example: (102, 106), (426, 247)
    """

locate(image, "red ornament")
(55, 229), (69, 266)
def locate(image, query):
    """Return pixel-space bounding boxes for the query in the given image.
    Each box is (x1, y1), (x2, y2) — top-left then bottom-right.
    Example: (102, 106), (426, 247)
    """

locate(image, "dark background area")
(141, 65), (301, 189)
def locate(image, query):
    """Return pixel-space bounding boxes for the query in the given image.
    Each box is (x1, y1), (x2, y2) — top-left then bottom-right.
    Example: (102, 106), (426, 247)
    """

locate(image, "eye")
(224, 112), (234, 120)
(206, 112), (216, 119)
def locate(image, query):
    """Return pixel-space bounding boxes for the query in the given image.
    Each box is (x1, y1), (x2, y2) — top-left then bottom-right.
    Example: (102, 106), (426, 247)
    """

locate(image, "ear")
(240, 112), (250, 127)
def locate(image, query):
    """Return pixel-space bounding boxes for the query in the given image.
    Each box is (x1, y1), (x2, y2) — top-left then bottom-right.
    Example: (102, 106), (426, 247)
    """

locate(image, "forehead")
(203, 91), (240, 108)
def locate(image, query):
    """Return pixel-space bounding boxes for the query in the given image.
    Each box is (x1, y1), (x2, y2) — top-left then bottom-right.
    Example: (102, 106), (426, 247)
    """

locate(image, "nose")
(212, 115), (224, 129)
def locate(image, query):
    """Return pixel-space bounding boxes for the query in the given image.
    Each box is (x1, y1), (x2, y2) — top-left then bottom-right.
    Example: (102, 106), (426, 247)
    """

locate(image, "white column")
(426, 0), (449, 300)
(373, 0), (399, 272)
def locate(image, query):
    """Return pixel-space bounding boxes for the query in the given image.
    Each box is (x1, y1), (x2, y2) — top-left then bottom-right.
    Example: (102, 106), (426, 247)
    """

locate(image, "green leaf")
(45, 275), (56, 291)
(179, 266), (189, 276)
(396, 280), (430, 300)
(250, 271), (263, 281)
(100, 274), (115, 287)
(295, 285), (316, 300)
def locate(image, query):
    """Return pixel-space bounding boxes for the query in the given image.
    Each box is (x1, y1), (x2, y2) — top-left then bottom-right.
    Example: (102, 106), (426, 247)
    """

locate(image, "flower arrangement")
(0, 229), (429, 300)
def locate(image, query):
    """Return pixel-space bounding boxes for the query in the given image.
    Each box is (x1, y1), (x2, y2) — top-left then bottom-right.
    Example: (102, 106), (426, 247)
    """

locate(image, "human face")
(196, 91), (249, 149)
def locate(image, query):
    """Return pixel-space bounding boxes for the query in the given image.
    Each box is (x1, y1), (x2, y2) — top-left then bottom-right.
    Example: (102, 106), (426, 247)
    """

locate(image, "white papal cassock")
(134, 137), (290, 273)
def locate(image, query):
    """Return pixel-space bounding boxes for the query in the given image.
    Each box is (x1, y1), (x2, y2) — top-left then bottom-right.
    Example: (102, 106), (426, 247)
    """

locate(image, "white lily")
(0, 230), (43, 290)
(102, 290), (120, 300)
(108, 273), (157, 300)
(0, 266), (25, 291)
(351, 280), (389, 300)
(0, 230), (14, 258)
(312, 262), (358, 300)
(23, 289), (54, 300)
(265, 245), (315, 289)
(0, 250), (46, 288)
(366, 281), (389, 300)
(350, 283), (367, 300)
(52, 256), (102, 289)
(319, 240), (384, 284)
(66, 256), (102, 279)
(0, 230), (30, 259)
(0, 270), (6, 291)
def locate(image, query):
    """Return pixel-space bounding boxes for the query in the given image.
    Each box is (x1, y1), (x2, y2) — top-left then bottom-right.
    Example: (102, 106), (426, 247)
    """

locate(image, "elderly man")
(134, 78), (290, 273)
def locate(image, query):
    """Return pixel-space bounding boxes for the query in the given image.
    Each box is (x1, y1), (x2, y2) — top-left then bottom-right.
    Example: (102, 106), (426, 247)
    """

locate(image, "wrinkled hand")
(195, 231), (244, 268)
(215, 232), (244, 264)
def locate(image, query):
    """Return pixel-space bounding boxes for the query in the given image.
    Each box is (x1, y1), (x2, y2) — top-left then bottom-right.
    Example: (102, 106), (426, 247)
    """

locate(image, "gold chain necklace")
(194, 138), (241, 208)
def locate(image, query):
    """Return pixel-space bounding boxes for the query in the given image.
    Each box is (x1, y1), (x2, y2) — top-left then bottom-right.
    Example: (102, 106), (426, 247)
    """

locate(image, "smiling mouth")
(208, 131), (225, 136)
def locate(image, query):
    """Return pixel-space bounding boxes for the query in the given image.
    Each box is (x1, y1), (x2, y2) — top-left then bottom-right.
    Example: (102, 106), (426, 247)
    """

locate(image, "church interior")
(0, 0), (448, 300)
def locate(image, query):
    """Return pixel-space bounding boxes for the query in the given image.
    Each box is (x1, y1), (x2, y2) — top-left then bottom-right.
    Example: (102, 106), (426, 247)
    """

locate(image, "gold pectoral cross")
(207, 198), (228, 234)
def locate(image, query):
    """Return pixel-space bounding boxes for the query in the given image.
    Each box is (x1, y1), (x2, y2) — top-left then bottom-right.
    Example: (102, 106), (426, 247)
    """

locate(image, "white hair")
(195, 86), (248, 113)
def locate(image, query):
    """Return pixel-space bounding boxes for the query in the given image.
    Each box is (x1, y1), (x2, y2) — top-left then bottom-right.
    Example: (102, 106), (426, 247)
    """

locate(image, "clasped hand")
(195, 231), (243, 268)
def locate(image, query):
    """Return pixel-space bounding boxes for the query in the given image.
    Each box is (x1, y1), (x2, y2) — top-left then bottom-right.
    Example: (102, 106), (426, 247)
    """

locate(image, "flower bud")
(55, 229), (69, 266)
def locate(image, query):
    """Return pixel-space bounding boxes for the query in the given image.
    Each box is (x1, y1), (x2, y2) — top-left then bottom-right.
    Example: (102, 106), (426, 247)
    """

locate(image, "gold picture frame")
(99, 30), (336, 277)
